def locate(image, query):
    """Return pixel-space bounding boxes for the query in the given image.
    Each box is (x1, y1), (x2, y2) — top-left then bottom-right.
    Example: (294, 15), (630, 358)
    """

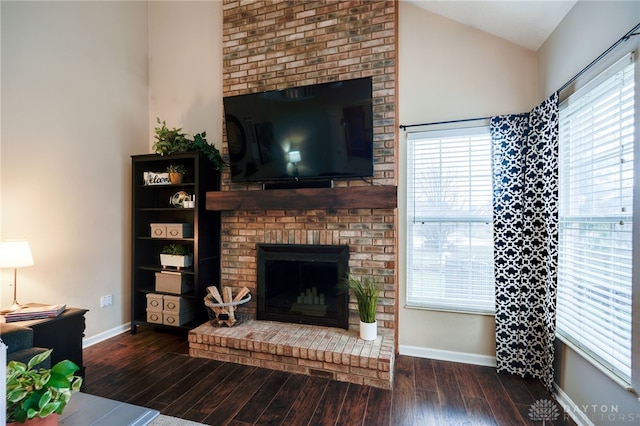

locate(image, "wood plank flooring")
(82, 327), (577, 426)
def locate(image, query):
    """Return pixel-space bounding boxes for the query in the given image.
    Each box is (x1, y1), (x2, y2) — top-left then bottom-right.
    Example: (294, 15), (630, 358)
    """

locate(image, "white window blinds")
(557, 52), (635, 384)
(406, 126), (495, 313)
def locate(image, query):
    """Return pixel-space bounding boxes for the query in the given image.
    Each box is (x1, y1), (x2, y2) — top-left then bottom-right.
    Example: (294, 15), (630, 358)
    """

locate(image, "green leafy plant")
(161, 244), (190, 256)
(6, 349), (82, 423)
(166, 164), (188, 175)
(341, 274), (380, 323)
(153, 118), (226, 171)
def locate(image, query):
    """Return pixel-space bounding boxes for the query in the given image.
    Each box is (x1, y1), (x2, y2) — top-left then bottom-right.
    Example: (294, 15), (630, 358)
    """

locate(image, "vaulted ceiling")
(408, 0), (577, 51)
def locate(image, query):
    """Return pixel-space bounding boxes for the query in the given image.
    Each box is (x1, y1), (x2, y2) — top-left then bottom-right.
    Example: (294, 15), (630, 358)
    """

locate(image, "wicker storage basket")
(204, 287), (251, 327)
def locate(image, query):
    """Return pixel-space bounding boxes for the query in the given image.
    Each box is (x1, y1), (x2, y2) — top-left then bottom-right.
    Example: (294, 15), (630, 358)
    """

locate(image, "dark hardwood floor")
(82, 327), (576, 426)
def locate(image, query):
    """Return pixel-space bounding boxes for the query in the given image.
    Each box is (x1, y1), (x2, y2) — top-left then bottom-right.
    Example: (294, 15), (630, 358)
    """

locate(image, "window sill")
(404, 304), (495, 317)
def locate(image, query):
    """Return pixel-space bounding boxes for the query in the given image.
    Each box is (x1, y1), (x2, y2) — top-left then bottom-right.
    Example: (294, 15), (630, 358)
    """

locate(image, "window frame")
(405, 123), (495, 315)
(555, 49), (640, 392)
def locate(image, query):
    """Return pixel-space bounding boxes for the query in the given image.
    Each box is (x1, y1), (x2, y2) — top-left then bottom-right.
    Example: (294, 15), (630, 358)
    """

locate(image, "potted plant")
(160, 244), (193, 269)
(166, 164), (187, 184)
(341, 274), (380, 340)
(153, 118), (226, 171)
(6, 349), (82, 425)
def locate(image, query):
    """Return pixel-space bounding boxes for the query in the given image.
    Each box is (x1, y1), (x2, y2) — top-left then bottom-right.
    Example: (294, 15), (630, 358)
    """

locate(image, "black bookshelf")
(130, 153), (220, 333)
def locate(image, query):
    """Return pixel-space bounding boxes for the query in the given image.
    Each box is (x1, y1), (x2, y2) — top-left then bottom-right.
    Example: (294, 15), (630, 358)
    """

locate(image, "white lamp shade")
(288, 150), (301, 163)
(0, 240), (34, 268)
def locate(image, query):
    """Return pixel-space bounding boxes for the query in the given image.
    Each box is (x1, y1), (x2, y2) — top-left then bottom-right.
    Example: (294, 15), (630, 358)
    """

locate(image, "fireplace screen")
(257, 244), (349, 329)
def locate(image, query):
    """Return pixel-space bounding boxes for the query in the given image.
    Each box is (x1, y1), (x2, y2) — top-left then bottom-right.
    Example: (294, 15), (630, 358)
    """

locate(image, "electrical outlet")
(100, 294), (113, 308)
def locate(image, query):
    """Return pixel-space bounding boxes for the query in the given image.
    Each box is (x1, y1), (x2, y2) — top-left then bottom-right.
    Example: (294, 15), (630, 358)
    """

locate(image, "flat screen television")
(223, 77), (373, 184)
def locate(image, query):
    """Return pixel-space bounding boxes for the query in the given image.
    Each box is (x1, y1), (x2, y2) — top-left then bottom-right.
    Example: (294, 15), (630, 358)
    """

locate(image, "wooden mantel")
(206, 185), (397, 211)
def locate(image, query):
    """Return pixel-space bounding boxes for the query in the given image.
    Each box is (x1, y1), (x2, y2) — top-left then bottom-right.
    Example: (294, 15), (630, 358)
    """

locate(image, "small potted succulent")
(341, 274), (380, 340)
(6, 349), (82, 425)
(160, 244), (193, 269)
(166, 164), (187, 184)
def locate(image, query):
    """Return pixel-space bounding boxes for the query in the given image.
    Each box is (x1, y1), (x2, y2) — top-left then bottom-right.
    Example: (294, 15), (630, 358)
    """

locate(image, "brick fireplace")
(189, 0), (398, 389)
(218, 0), (397, 332)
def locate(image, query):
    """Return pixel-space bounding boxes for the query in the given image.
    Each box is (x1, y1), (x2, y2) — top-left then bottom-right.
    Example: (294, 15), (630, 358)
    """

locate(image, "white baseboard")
(554, 383), (595, 426)
(398, 344), (497, 367)
(83, 322), (130, 348)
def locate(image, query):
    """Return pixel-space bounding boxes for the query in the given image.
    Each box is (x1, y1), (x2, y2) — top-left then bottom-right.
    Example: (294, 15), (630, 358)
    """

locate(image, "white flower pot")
(160, 254), (193, 269)
(360, 320), (377, 341)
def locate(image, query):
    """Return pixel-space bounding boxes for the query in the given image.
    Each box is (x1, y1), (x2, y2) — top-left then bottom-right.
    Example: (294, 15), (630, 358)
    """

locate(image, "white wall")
(397, 2), (537, 362)
(148, 1), (223, 152)
(0, 0), (224, 342)
(538, 0), (640, 100)
(398, 2), (538, 126)
(1, 1), (149, 338)
(538, 2), (640, 423)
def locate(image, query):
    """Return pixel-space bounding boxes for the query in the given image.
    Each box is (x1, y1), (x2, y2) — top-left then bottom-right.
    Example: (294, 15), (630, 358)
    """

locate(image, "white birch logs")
(205, 285), (250, 326)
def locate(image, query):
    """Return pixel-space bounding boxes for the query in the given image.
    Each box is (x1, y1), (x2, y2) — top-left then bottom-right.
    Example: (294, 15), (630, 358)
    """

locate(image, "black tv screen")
(223, 77), (373, 183)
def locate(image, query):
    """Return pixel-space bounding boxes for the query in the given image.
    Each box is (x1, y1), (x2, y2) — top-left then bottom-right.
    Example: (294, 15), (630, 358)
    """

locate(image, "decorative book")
(2, 303), (66, 322)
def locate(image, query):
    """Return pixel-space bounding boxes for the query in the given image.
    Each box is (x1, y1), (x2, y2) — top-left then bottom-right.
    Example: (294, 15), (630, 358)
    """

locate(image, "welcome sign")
(143, 172), (170, 186)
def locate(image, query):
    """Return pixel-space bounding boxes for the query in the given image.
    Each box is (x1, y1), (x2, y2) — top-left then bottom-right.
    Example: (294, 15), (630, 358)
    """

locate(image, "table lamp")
(0, 240), (34, 312)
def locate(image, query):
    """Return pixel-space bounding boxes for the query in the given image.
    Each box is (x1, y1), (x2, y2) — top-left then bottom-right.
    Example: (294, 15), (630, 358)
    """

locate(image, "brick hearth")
(189, 320), (395, 389)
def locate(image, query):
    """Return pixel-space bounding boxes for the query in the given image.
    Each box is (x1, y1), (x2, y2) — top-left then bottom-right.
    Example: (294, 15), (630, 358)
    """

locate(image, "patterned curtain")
(490, 93), (559, 391)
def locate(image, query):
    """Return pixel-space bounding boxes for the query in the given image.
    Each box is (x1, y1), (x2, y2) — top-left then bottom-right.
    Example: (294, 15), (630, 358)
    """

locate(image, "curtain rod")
(558, 22), (640, 93)
(399, 22), (640, 131)
(398, 116), (491, 131)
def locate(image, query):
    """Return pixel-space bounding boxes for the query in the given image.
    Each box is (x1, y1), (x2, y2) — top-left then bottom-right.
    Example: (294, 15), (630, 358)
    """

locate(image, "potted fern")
(341, 274), (380, 340)
(6, 349), (82, 425)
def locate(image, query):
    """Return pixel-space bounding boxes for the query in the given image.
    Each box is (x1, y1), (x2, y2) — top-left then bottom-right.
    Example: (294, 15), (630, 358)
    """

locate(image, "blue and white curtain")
(490, 92), (559, 391)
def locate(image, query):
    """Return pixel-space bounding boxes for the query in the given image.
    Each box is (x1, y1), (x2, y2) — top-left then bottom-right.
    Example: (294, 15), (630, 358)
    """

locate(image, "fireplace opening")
(257, 244), (349, 329)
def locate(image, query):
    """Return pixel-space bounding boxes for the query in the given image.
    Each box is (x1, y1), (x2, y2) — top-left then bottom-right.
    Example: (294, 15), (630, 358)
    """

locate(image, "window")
(406, 125), (495, 313)
(557, 53), (636, 385)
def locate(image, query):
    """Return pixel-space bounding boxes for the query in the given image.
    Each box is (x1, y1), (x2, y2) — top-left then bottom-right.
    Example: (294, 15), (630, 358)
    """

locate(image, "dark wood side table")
(14, 307), (88, 376)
